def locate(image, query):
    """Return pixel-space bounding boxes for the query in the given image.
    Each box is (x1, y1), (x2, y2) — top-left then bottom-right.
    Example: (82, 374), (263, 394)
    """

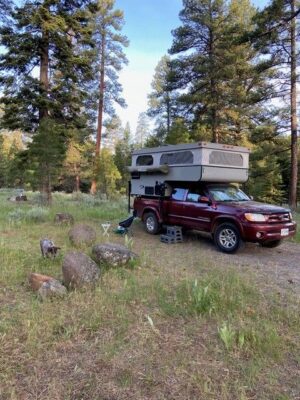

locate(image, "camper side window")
(160, 151), (193, 165)
(136, 155), (153, 166)
(172, 188), (187, 201)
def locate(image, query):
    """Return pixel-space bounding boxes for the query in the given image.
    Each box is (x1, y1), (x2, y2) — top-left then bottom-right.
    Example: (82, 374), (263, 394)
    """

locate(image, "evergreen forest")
(0, 0), (299, 208)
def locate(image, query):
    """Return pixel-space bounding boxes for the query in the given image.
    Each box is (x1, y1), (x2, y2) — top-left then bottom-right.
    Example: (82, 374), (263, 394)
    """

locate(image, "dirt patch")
(131, 221), (300, 297)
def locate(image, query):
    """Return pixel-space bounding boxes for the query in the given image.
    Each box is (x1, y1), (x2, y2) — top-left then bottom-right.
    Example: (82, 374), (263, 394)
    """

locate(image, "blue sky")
(115, 0), (269, 133)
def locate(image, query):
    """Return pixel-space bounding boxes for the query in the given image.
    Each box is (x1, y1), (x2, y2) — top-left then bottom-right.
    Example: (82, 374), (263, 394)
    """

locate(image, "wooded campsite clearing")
(0, 191), (299, 400)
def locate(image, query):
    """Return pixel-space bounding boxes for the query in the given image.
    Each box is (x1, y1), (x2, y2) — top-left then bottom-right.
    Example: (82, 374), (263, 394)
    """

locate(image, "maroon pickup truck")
(133, 183), (297, 253)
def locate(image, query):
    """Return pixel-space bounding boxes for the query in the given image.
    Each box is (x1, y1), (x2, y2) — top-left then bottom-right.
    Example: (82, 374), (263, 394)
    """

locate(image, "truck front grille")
(266, 213), (290, 223)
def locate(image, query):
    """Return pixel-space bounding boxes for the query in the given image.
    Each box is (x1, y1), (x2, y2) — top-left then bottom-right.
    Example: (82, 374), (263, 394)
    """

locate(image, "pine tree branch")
(254, 7), (300, 40)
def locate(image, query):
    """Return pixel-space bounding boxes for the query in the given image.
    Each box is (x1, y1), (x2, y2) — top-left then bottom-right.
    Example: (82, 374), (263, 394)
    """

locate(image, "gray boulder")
(92, 243), (138, 268)
(68, 224), (96, 247)
(38, 279), (67, 300)
(62, 251), (100, 289)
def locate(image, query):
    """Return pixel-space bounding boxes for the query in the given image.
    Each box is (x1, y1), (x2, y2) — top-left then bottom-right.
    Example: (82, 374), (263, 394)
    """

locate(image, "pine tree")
(218, 0), (268, 146)
(169, 0), (230, 142)
(0, 0), (12, 22)
(246, 131), (287, 203)
(102, 115), (123, 151)
(147, 55), (176, 136)
(0, 130), (26, 187)
(165, 119), (191, 144)
(63, 140), (88, 192)
(97, 147), (121, 198)
(250, 0), (299, 208)
(114, 122), (132, 192)
(0, 135), (7, 187)
(135, 112), (150, 147)
(169, 0), (271, 145)
(0, 0), (95, 201)
(89, 0), (128, 194)
(28, 118), (66, 203)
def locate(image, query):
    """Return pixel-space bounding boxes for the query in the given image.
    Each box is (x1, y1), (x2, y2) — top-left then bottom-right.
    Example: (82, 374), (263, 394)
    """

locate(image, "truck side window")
(186, 192), (200, 202)
(171, 188), (187, 201)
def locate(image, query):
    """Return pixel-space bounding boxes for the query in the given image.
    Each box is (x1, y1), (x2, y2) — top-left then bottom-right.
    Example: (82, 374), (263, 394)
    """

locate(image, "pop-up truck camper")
(128, 142), (296, 253)
(129, 142), (250, 197)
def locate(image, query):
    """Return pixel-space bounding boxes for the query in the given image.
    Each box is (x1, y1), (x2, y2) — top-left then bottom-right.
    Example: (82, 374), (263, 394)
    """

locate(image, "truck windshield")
(208, 186), (250, 202)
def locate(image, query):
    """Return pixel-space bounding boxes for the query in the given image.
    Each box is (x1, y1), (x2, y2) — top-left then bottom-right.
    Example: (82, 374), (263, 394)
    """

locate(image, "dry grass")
(0, 190), (299, 400)
(293, 212), (300, 243)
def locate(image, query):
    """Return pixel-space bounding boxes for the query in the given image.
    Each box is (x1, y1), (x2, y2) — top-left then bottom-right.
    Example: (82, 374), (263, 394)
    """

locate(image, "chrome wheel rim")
(219, 228), (237, 249)
(146, 216), (155, 232)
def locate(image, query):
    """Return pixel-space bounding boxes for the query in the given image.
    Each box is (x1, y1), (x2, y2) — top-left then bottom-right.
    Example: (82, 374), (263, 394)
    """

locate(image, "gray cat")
(40, 239), (61, 258)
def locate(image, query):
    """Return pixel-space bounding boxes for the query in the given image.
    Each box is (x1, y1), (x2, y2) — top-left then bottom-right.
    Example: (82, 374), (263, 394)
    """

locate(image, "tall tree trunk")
(211, 107), (218, 143)
(208, 9), (218, 144)
(46, 172), (52, 205)
(39, 28), (51, 204)
(166, 93), (171, 135)
(91, 34), (106, 195)
(289, 0), (298, 210)
(75, 175), (80, 192)
(39, 30), (49, 120)
(40, 164), (52, 205)
(75, 164), (80, 192)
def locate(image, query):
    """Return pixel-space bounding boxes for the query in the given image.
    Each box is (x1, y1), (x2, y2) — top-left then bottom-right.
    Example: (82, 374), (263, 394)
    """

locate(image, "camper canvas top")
(132, 142), (250, 156)
(130, 142), (250, 171)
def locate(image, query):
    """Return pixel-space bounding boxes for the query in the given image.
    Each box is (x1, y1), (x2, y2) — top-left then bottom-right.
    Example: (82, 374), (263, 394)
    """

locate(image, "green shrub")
(26, 207), (49, 222)
(219, 322), (236, 350)
(218, 320), (281, 358)
(7, 208), (26, 224)
(68, 192), (106, 206)
(190, 279), (217, 315)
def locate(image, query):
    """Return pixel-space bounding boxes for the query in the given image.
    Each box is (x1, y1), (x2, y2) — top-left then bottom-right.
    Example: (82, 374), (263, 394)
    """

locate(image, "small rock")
(54, 213), (74, 225)
(38, 280), (67, 300)
(28, 272), (54, 291)
(62, 251), (100, 289)
(68, 224), (96, 247)
(92, 243), (138, 268)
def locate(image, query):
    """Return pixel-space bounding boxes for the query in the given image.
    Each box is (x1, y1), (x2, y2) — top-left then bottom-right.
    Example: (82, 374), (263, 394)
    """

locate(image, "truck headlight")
(244, 213), (267, 222)
(289, 212), (293, 221)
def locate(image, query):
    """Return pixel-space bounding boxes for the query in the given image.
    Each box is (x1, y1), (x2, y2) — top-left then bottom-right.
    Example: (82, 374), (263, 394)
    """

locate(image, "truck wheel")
(260, 240), (282, 248)
(144, 212), (160, 235)
(214, 223), (242, 253)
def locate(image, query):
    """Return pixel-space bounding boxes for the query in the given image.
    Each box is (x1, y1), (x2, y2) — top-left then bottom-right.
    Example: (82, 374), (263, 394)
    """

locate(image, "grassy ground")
(0, 189), (299, 400)
(293, 212), (300, 243)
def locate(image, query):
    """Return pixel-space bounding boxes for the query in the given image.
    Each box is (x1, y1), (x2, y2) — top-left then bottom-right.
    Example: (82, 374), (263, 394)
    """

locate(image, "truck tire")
(260, 240), (282, 248)
(144, 212), (161, 235)
(214, 222), (242, 253)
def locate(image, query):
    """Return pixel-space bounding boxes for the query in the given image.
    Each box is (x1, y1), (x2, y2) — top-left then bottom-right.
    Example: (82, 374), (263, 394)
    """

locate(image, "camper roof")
(132, 142), (250, 155)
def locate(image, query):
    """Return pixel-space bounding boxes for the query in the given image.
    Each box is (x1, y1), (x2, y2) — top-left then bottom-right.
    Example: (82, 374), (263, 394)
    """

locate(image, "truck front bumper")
(241, 221), (297, 243)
